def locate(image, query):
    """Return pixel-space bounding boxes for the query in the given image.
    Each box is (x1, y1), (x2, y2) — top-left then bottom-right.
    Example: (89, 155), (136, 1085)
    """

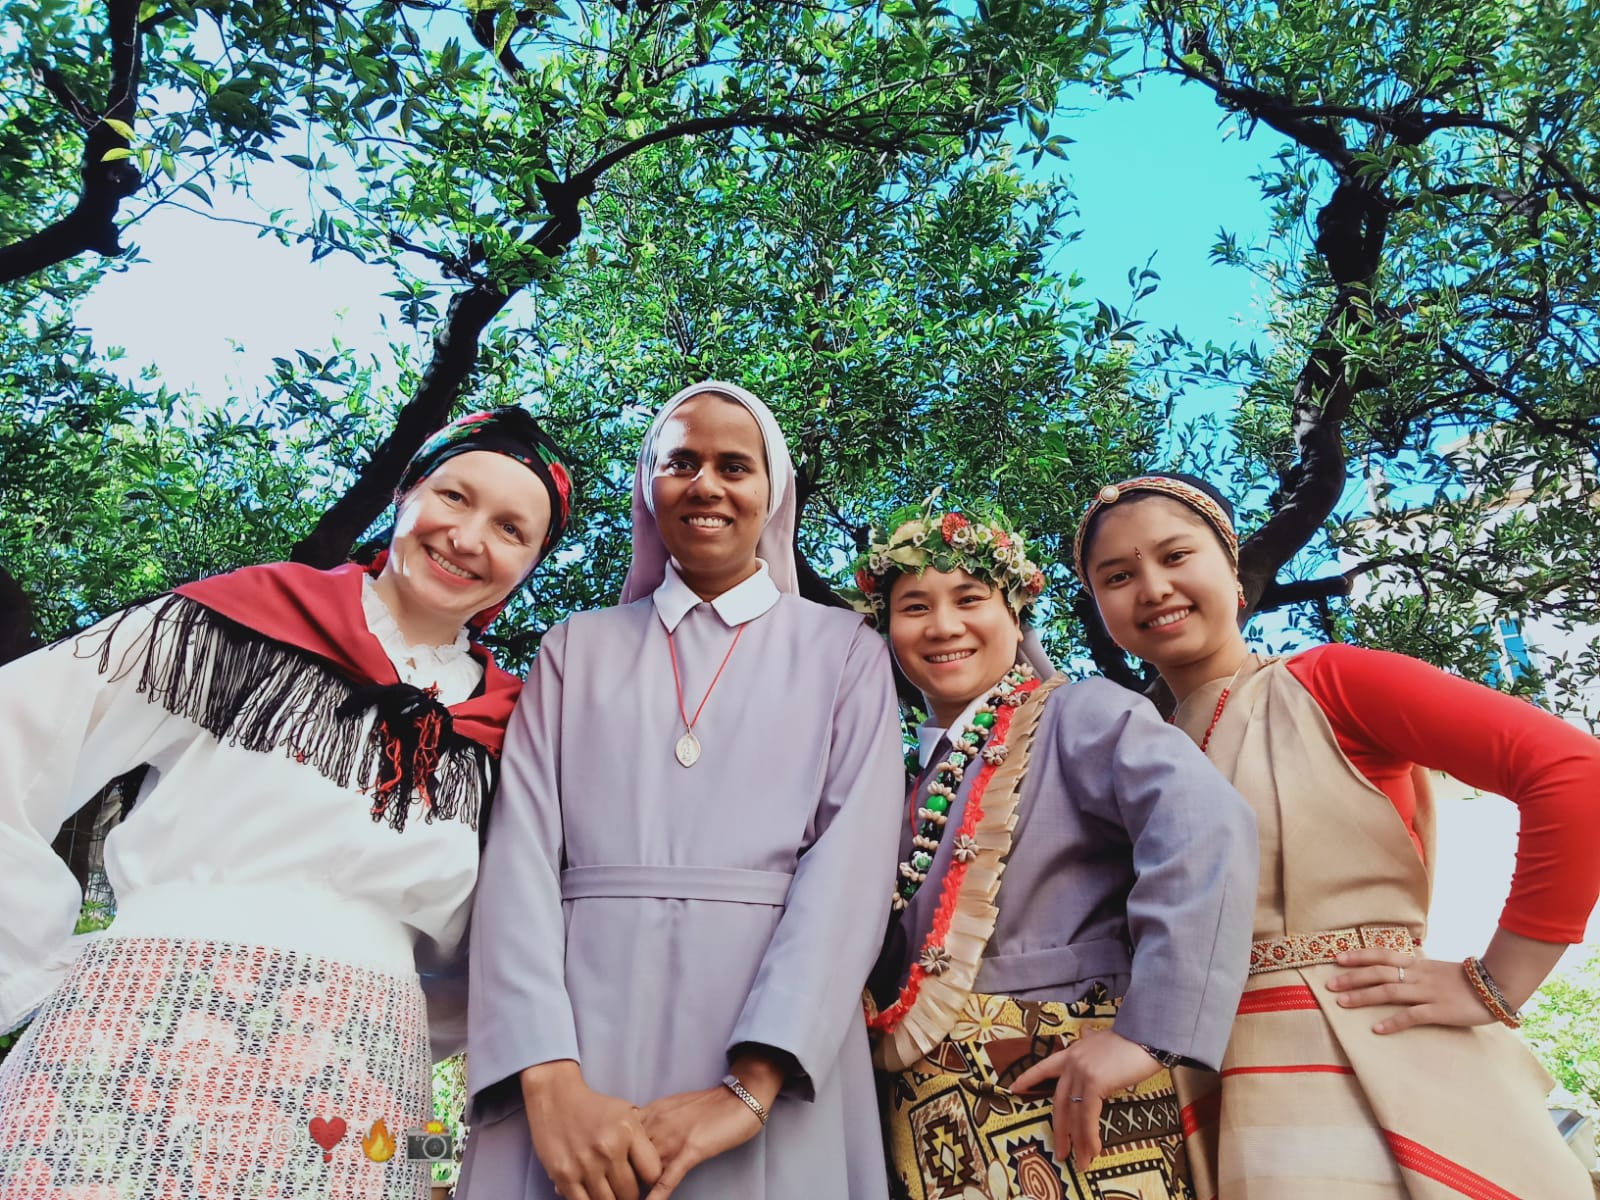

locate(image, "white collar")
(359, 576), (480, 701)
(653, 559), (780, 633)
(916, 691), (991, 768)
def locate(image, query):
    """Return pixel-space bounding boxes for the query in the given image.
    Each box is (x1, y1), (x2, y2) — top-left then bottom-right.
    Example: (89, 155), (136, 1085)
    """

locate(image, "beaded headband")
(848, 494), (1046, 625)
(1073, 475), (1239, 587)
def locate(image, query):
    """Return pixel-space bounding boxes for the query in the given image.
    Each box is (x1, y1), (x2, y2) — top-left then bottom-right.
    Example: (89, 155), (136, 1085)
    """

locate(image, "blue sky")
(1043, 76), (1275, 361)
(78, 73), (1284, 413)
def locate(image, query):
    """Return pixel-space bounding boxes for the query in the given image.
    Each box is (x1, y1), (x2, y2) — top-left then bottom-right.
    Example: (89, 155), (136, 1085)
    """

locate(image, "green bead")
(973, 712), (997, 728)
(926, 794), (950, 813)
(899, 881), (917, 898)
(961, 730), (981, 745)
(911, 851), (933, 871)
(946, 752), (965, 767)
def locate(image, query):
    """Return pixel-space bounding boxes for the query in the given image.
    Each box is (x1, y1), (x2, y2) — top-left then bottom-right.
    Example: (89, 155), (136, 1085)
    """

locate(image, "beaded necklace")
(1197, 687), (1231, 753)
(894, 664), (1036, 912)
(871, 666), (1042, 1040)
(1171, 655), (1253, 754)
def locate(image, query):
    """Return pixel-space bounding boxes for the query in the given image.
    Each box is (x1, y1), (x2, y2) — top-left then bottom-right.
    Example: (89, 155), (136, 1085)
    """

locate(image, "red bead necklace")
(1173, 659), (1252, 752)
(1198, 687), (1232, 753)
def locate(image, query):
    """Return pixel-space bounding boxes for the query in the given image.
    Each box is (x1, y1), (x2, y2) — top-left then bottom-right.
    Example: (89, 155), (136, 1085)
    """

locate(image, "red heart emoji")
(308, 1116), (347, 1159)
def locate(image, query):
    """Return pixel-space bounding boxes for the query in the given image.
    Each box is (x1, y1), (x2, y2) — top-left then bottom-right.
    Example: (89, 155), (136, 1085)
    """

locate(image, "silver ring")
(1397, 965), (1407, 984)
(1069, 1096), (1084, 1103)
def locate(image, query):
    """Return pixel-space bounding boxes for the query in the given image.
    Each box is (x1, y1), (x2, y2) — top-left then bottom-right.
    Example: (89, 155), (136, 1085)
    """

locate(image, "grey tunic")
(876, 678), (1257, 1068)
(460, 594), (904, 1199)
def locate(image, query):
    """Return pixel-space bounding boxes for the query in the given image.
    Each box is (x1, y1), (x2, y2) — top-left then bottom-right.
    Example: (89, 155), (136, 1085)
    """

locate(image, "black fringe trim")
(80, 595), (495, 833)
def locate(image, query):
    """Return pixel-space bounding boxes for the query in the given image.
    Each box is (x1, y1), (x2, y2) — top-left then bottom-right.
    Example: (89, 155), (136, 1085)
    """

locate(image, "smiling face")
(1084, 494), (1248, 698)
(650, 392), (770, 599)
(374, 450), (551, 645)
(888, 567), (1023, 729)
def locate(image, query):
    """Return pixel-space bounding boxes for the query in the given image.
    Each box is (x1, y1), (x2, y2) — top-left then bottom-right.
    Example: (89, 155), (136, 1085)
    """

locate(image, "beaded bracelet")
(1462, 956), (1522, 1028)
(721, 1073), (769, 1126)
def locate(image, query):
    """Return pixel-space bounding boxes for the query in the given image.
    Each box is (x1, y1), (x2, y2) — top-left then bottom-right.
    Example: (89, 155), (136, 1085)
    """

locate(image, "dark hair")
(1076, 471), (1237, 584)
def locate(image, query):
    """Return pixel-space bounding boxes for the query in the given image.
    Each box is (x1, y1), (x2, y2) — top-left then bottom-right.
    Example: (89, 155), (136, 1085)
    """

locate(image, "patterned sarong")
(884, 989), (1193, 1200)
(0, 936), (433, 1200)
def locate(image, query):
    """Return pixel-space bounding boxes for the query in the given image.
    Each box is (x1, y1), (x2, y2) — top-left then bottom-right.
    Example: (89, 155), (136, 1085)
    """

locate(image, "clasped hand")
(523, 1064), (766, 1200)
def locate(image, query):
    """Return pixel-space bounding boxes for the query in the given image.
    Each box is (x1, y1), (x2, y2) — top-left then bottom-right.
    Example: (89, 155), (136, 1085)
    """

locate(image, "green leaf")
(100, 147), (134, 162)
(103, 118), (136, 140)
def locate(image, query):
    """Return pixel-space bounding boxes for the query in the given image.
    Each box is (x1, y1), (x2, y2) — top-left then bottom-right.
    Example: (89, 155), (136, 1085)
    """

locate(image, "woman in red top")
(1073, 472), (1599, 1200)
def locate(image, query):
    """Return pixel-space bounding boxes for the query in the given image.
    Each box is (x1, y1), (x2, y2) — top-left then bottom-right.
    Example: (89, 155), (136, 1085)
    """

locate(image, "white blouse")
(0, 590), (486, 1057)
(359, 576), (484, 702)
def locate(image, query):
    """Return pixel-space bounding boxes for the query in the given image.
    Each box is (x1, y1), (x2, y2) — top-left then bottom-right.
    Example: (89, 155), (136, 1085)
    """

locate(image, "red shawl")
(176, 561), (520, 754)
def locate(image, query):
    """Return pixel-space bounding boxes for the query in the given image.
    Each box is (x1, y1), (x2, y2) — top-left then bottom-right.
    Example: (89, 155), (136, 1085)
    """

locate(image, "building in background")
(1343, 439), (1600, 730)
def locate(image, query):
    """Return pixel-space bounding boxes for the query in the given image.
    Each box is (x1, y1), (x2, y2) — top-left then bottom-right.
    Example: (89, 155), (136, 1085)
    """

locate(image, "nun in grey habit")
(457, 382), (904, 1200)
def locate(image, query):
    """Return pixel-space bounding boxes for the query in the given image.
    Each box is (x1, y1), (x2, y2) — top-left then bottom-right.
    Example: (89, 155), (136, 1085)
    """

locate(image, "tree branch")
(1238, 286), (1369, 599)
(35, 65), (97, 126)
(0, 563), (40, 666)
(0, 0), (147, 283)
(295, 44), (1019, 564)
(1158, 22), (1356, 171)
(1255, 573), (1352, 612)
(574, 110), (905, 188)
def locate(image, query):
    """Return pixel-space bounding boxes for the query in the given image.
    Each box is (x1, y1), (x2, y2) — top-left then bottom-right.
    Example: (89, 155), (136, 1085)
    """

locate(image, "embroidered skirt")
(0, 936), (433, 1200)
(883, 990), (1192, 1200)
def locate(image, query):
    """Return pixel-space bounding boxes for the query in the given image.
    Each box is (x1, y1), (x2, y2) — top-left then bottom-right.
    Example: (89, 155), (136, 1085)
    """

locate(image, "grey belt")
(560, 864), (794, 905)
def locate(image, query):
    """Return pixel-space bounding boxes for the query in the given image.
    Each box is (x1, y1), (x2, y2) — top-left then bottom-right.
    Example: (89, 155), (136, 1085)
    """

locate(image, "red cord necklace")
(1174, 656), (1252, 753)
(666, 624), (746, 767)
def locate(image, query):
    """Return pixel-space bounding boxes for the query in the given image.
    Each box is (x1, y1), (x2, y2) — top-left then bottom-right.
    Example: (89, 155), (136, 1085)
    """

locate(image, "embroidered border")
(1248, 924), (1419, 975)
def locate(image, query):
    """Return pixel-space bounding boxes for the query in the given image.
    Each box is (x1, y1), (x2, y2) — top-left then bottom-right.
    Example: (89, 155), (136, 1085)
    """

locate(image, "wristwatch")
(1138, 1042), (1183, 1069)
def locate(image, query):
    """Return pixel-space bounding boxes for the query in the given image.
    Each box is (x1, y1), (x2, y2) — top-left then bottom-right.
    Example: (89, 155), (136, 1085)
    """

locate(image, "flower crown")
(848, 494), (1046, 623)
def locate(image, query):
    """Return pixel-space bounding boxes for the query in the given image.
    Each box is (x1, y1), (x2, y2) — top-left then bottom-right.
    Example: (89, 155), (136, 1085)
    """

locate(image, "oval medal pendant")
(674, 730), (702, 768)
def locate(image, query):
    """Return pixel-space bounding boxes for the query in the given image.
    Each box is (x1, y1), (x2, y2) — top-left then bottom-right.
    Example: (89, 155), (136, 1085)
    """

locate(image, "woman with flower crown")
(852, 496), (1257, 1200)
(1074, 471), (1600, 1199)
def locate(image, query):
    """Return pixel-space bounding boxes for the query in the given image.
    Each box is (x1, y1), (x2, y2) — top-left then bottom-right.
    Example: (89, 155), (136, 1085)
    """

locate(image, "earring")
(1236, 581), (1247, 609)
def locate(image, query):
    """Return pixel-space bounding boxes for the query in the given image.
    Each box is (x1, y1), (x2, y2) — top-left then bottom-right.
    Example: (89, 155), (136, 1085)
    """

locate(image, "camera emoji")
(405, 1120), (454, 1162)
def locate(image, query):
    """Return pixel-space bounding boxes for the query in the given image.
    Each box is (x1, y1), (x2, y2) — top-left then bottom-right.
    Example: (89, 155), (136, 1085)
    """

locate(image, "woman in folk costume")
(458, 381), (905, 1200)
(1075, 472), (1600, 1200)
(853, 496), (1257, 1200)
(0, 407), (574, 1200)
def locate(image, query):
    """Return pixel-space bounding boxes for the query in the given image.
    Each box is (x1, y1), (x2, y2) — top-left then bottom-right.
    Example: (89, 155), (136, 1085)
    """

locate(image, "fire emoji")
(362, 1118), (396, 1163)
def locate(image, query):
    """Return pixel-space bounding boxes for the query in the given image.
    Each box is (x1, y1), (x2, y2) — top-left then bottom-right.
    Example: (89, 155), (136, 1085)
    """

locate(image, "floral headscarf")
(399, 406), (575, 563)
